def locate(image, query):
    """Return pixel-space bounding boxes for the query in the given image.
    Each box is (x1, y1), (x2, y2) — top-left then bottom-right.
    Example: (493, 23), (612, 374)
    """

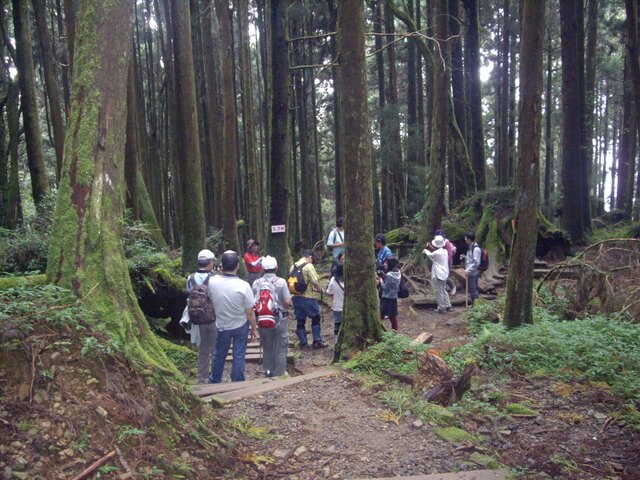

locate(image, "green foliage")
(232, 414), (281, 440)
(433, 426), (478, 444)
(342, 331), (428, 377)
(589, 221), (639, 243)
(157, 337), (196, 373)
(447, 314), (640, 403)
(0, 193), (56, 274)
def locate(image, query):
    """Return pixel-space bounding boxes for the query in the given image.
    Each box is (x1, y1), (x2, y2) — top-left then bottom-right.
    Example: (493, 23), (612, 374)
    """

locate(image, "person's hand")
(249, 327), (258, 342)
(422, 249), (429, 255)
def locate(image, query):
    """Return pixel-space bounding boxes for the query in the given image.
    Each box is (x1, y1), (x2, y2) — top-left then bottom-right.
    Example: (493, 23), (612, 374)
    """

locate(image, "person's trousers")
(209, 321), (249, 383)
(432, 277), (452, 311)
(197, 323), (216, 384)
(467, 272), (480, 304)
(259, 316), (289, 377)
(292, 296), (322, 345)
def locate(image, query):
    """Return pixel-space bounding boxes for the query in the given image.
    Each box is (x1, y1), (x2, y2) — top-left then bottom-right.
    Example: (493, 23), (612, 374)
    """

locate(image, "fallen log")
(416, 350), (476, 406)
(411, 332), (434, 344)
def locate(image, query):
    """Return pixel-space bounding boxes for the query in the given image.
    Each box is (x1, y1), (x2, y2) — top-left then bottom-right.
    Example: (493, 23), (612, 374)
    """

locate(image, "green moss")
(157, 337), (197, 373)
(384, 227), (418, 245)
(0, 275), (47, 290)
(505, 403), (539, 416)
(433, 426), (478, 444)
(468, 453), (501, 469)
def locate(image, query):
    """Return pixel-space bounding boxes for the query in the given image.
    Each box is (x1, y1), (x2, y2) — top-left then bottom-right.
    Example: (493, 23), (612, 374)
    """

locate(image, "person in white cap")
(185, 249), (217, 383)
(252, 256), (292, 377)
(423, 235), (453, 314)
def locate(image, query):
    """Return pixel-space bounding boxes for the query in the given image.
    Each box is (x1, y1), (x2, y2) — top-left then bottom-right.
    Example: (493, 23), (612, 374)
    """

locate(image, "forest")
(0, 0), (639, 479)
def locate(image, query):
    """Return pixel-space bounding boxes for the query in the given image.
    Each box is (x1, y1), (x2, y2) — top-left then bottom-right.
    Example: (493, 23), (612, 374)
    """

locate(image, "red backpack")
(254, 278), (280, 329)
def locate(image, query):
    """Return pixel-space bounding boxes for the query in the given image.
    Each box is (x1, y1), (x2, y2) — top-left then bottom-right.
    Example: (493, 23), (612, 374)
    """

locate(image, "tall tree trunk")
(560, 0), (587, 244)
(33, 0), (65, 184)
(463, 0), (485, 192)
(503, 0), (546, 328)
(497, 0), (510, 186)
(406, 0), (419, 216)
(5, 81), (22, 228)
(238, 0), (261, 242)
(384, 3), (405, 227)
(449, 0), (471, 204)
(64, 0), (75, 78)
(171, 0), (207, 272)
(47, 0), (173, 370)
(268, 0), (292, 268)
(328, 0), (344, 221)
(214, 0), (241, 253)
(12, 0), (49, 208)
(373, 1), (388, 231)
(543, 17), (554, 218)
(336, 0), (382, 359)
(423, 0), (449, 238)
(585, 0), (598, 200)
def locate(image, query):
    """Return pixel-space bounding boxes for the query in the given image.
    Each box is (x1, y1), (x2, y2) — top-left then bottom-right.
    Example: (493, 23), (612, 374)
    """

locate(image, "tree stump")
(415, 350), (476, 406)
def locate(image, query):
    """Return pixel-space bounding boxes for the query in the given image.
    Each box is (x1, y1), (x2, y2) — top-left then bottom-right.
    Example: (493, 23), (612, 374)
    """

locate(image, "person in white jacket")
(423, 235), (453, 314)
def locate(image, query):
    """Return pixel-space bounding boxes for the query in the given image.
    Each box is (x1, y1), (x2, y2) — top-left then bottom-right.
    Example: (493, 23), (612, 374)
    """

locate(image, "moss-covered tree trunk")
(422, 0), (449, 238)
(503, 0), (545, 328)
(336, 0), (382, 359)
(12, 0), (49, 208)
(267, 0), (292, 269)
(47, 0), (173, 372)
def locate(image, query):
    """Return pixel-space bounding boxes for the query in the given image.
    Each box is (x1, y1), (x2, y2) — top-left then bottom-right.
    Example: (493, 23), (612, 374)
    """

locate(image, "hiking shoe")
(299, 343), (311, 350)
(450, 286), (457, 296)
(446, 307), (454, 313)
(312, 341), (326, 349)
(434, 308), (446, 314)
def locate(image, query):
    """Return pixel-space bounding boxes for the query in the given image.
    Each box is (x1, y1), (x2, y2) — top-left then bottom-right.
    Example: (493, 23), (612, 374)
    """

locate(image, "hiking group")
(180, 222), (486, 385)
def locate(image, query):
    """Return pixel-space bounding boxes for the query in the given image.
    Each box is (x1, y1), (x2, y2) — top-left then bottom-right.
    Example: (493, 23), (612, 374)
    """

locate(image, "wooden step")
(201, 367), (339, 404)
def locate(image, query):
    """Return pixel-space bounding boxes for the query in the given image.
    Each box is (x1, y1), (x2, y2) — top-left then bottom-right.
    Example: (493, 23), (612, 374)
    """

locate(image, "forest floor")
(224, 291), (640, 480)
(2, 272), (639, 479)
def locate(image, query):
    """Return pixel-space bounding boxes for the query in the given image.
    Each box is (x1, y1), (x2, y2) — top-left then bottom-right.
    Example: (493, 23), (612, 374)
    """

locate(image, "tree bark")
(238, 0), (261, 242)
(503, 0), (546, 328)
(12, 0), (49, 208)
(32, 0), (66, 184)
(268, 0), (292, 268)
(497, 0), (510, 186)
(559, 0), (587, 244)
(171, 0), (207, 272)
(214, 0), (241, 253)
(422, 0), (449, 239)
(47, 0), (173, 370)
(543, 17), (554, 218)
(336, 0), (382, 359)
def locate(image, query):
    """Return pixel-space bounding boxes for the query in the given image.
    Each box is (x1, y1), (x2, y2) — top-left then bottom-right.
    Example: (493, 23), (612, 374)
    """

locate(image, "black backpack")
(474, 244), (489, 272)
(187, 274), (215, 325)
(398, 277), (409, 298)
(288, 262), (309, 294)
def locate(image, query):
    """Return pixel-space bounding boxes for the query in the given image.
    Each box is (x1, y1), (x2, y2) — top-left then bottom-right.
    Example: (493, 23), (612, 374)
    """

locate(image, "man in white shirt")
(423, 235), (453, 314)
(208, 251), (258, 383)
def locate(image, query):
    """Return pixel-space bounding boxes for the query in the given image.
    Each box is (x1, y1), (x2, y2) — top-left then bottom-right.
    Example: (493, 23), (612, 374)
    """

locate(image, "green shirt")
(294, 258), (319, 299)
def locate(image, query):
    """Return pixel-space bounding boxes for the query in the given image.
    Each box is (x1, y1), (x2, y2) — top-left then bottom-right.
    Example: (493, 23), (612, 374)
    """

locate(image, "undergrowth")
(447, 304), (640, 406)
(342, 331), (429, 377)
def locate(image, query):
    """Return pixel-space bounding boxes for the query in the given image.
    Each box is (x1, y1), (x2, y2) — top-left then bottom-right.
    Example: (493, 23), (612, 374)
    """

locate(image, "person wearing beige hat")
(183, 249), (217, 383)
(423, 235), (453, 314)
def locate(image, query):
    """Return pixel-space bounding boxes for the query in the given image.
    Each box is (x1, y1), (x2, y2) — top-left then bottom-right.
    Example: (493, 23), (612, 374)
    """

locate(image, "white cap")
(197, 249), (216, 261)
(262, 255), (277, 270)
(432, 235), (445, 249)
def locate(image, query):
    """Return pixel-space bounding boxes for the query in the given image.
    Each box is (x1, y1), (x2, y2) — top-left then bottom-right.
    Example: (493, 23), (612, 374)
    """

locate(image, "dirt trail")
(221, 295), (640, 480)
(224, 298), (493, 479)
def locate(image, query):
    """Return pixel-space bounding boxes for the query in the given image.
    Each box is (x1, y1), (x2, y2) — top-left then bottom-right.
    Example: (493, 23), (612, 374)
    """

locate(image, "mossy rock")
(468, 453), (501, 469)
(384, 227), (418, 246)
(505, 403), (539, 416)
(416, 402), (456, 426)
(0, 274), (47, 290)
(433, 426), (478, 444)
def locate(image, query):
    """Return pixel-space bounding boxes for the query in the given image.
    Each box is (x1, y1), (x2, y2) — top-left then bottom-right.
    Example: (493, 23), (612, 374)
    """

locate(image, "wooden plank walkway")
(354, 469), (508, 480)
(224, 341), (294, 363)
(192, 367), (338, 404)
